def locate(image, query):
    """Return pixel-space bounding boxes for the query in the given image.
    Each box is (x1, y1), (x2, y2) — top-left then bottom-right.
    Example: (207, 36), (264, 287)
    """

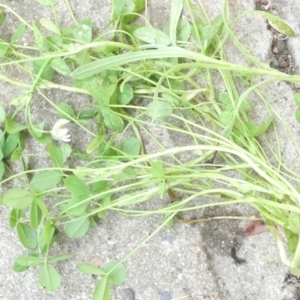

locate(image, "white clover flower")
(51, 119), (71, 142)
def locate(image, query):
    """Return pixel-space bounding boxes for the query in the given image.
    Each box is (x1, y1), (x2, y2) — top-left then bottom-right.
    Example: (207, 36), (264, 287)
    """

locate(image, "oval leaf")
(40, 18), (60, 34)
(64, 175), (89, 195)
(86, 135), (104, 154)
(120, 137), (140, 155)
(50, 58), (71, 76)
(119, 84), (133, 105)
(30, 170), (62, 192)
(15, 254), (43, 267)
(147, 101), (173, 119)
(56, 102), (75, 120)
(101, 108), (124, 132)
(5, 117), (27, 134)
(93, 277), (111, 300)
(220, 110), (234, 125)
(78, 264), (106, 276)
(249, 11), (295, 37)
(133, 26), (171, 45)
(17, 223), (38, 249)
(3, 188), (33, 209)
(64, 217), (90, 238)
(30, 199), (42, 229)
(103, 261), (127, 285)
(295, 93), (300, 107)
(39, 264), (61, 291)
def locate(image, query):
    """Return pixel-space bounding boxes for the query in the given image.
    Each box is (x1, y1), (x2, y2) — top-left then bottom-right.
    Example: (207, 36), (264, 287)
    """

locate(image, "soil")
(256, 0), (294, 74)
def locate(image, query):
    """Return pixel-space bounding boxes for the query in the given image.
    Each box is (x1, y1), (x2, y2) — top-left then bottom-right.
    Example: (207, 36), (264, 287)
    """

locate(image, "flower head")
(51, 119), (71, 142)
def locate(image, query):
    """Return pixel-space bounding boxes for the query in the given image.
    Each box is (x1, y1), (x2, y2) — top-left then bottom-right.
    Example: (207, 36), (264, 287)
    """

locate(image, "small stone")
(158, 289), (172, 300)
(272, 47), (278, 54)
(119, 288), (135, 300)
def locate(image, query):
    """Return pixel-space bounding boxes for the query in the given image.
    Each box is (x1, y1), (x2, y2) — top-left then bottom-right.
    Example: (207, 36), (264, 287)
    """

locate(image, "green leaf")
(17, 223), (38, 249)
(249, 10), (295, 37)
(133, 26), (171, 45)
(60, 143), (72, 163)
(73, 49), (90, 65)
(86, 135), (104, 154)
(10, 147), (24, 162)
(35, 0), (58, 6)
(64, 175), (89, 195)
(30, 122), (45, 138)
(93, 277), (111, 300)
(0, 9), (5, 27)
(101, 108), (124, 132)
(112, 167), (137, 182)
(5, 117), (27, 134)
(245, 117), (273, 137)
(220, 110), (234, 125)
(285, 228), (298, 253)
(64, 217), (90, 238)
(122, 0), (145, 24)
(34, 196), (50, 219)
(219, 92), (231, 105)
(0, 104), (6, 122)
(162, 92), (180, 106)
(70, 48), (195, 80)
(164, 19), (191, 44)
(147, 101), (173, 118)
(113, 0), (135, 19)
(288, 211), (300, 233)
(73, 19), (93, 43)
(56, 102), (75, 120)
(38, 264), (61, 291)
(50, 58), (71, 76)
(33, 59), (54, 81)
(79, 109), (98, 119)
(45, 34), (63, 49)
(47, 143), (63, 168)
(240, 99), (253, 111)
(13, 263), (30, 273)
(48, 254), (74, 263)
(44, 220), (55, 245)
(15, 254), (43, 267)
(296, 110), (300, 123)
(40, 18), (60, 34)
(9, 208), (26, 228)
(118, 84), (133, 105)
(32, 21), (46, 52)
(0, 38), (9, 57)
(295, 93), (300, 107)
(201, 15), (223, 48)
(169, 0), (183, 45)
(175, 19), (191, 42)
(78, 264), (106, 276)
(0, 161), (4, 181)
(149, 161), (164, 179)
(3, 133), (19, 157)
(120, 137), (140, 155)
(61, 194), (89, 216)
(10, 23), (27, 44)
(91, 180), (110, 194)
(89, 83), (117, 106)
(3, 188), (34, 209)
(30, 199), (42, 229)
(30, 170), (62, 192)
(102, 261), (127, 285)
(9, 209), (19, 228)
